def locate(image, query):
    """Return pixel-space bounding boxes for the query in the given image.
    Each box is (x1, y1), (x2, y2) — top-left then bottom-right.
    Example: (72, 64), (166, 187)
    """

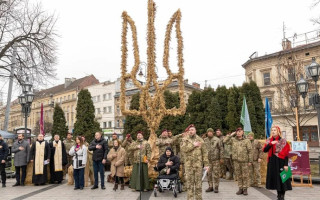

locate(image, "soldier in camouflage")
(156, 129), (173, 155)
(204, 128), (224, 193)
(215, 129), (226, 179)
(63, 133), (75, 176)
(248, 132), (263, 187)
(223, 132), (234, 180)
(108, 133), (119, 149)
(182, 124), (209, 200)
(122, 134), (133, 166)
(223, 127), (253, 196)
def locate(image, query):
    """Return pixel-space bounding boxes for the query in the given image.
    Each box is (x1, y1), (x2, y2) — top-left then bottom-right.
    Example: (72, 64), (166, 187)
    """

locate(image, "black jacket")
(88, 138), (108, 161)
(157, 154), (180, 174)
(0, 140), (9, 161)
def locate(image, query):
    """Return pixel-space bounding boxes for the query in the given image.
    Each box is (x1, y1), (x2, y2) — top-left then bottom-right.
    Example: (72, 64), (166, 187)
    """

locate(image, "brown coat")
(107, 147), (126, 177)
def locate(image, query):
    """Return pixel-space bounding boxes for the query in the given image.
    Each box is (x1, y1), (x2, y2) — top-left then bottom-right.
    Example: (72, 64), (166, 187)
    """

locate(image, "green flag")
(280, 167), (292, 183)
(240, 96), (252, 135)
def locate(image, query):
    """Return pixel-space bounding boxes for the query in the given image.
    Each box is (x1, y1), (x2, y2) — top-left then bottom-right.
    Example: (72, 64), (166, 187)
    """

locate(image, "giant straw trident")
(120, 0), (186, 164)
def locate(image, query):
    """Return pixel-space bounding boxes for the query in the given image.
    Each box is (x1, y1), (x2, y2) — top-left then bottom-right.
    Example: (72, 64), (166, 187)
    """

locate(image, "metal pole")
(316, 104), (320, 149)
(295, 107), (300, 141)
(24, 107), (27, 142)
(3, 46), (17, 131)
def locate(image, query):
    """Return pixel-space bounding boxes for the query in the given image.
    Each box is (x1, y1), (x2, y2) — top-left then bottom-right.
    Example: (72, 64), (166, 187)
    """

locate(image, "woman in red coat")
(263, 126), (292, 200)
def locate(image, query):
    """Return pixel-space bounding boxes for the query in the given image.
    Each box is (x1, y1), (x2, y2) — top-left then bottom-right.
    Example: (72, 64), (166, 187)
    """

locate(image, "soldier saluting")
(181, 124), (209, 200)
(223, 127), (252, 196)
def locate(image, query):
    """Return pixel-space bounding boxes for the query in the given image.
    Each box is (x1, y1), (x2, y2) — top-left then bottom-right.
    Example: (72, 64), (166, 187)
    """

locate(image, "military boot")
(236, 188), (243, 195)
(120, 184), (125, 190)
(113, 183), (118, 191)
(214, 186), (219, 193)
(205, 187), (213, 192)
(243, 188), (248, 195)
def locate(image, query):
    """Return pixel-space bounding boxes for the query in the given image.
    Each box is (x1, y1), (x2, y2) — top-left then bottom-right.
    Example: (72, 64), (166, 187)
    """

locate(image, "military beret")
(137, 131), (144, 136)
(185, 124), (195, 132)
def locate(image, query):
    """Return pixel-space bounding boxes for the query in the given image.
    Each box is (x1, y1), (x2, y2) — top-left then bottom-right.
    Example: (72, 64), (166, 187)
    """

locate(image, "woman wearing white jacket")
(69, 136), (87, 190)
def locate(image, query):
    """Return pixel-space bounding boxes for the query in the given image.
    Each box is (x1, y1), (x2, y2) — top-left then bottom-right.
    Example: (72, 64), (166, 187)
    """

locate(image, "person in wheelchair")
(156, 147), (180, 178)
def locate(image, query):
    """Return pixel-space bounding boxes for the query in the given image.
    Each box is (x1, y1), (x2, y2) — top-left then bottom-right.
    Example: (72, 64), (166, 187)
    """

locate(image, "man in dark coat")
(30, 134), (51, 185)
(12, 133), (30, 186)
(0, 134), (9, 187)
(157, 147), (180, 176)
(89, 132), (108, 190)
(49, 135), (67, 184)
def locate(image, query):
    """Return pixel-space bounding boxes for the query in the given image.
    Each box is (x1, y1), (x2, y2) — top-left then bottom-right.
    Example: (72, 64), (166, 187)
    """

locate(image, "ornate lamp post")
(18, 76), (34, 142)
(297, 57), (320, 144)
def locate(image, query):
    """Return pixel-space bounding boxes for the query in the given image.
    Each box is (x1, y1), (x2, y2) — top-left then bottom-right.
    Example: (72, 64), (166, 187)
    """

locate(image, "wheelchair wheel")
(177, 181), (182, 193)
(158, 187), (163, 193)
(173, 188), (177, 198)
(154, 189), (157, 197)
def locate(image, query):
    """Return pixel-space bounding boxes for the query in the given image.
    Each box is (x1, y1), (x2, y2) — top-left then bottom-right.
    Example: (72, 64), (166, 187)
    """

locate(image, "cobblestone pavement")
(1, 175), (320, 200)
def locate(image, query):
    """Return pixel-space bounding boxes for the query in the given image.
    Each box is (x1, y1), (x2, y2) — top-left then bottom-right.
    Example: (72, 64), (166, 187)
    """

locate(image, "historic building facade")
(243, 37), (320, 156)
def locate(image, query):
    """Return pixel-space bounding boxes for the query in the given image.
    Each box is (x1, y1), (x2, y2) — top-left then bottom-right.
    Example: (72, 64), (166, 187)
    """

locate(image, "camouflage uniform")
(173, 133), (186, 190)
(204, 136), (224, 189)
(156, 135), (173, 155)
(223, 135), (252, 190)
(182, 134), (209, 200)
(63, 138), (75, 175)
(223, 139), (234, 180)
(249, 139), (263, 186)
(216, 135), (226, 178)
(121, 138), (133, 165)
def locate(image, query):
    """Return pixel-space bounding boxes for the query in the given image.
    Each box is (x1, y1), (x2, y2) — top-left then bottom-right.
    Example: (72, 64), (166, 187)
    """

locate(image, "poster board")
(288, 150), (312, 187)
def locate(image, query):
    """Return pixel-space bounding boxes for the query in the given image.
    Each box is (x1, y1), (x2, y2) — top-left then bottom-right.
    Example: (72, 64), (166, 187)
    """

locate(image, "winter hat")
(207, 128), (214, 133)
(248, 132), (254, 137)
(165, 146), (174, 156)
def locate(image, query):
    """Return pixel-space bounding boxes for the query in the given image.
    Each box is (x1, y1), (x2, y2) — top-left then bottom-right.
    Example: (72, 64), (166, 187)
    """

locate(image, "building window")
(97, 108), (100, 114)
(117, 106), (120, 115)
(108, 93), (112, 100)
(108, 121), (112, 128)
(248, 76), (252, 82)
(68, 95), (70, 100)
(268, 98), (273, 110)
(103, 94), (107, 101)
(72, 94), (75, 99)
(60, 97), (62, 103)
(116, 120), (120, 128)
(92, 96), (96, 102)
(288, 67), (295, 82)
(108, 106), (112, 113)
(263, 72), (271, 86)
(64, 96), (66, 101)
(103, 122), (107, 128)
(97, 95), (100, 102)
(103, 107), (107, 114)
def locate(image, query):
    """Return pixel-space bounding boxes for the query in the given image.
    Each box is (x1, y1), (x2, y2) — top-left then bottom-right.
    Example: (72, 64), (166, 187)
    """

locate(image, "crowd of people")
(0, 124), (292, 200)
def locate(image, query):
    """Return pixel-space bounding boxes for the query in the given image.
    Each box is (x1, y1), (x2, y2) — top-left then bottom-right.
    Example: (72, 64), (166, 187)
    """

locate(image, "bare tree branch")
(0, 0), (58, 86)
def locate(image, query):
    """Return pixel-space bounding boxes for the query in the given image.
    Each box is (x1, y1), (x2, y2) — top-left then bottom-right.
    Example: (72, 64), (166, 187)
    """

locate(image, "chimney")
(65, 78), (72, 88)
(192, 82), (200, 89)
(282, 39), (292, 50)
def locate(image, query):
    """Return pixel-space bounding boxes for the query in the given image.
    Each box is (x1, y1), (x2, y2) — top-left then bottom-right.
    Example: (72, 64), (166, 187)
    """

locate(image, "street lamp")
(297, 57), (320, 144)
(19, 76), (34, 142)
(297, 76), (308, 108)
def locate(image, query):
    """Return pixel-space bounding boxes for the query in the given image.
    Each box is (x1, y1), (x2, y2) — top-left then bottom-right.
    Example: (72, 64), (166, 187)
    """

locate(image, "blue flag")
(265, 98), (273, 138)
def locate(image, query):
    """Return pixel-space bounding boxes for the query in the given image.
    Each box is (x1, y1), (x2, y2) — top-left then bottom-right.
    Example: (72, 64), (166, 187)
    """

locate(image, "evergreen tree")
(74, 89), (100, 142)
(249, 81), (265, 137)
(215, 85), (229, 131)
(51, 104), (68, 140)
(123, 92), (149, 139)
(158, 90), (185, 136)
(184, 90), (205, 134)
(226, 87), (241, 132)
(206, 97), (222, 131)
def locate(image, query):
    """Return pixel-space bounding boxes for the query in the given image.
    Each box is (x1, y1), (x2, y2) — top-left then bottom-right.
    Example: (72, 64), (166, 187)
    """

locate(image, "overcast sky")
(1, 0), (320, 103)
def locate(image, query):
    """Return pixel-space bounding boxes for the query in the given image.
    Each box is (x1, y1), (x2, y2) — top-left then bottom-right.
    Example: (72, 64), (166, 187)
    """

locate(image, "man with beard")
(30, 134), (51, 185)
(156, 129), (173, 155)
(49, 135), (67, 184)
(12, 133), (30, 186)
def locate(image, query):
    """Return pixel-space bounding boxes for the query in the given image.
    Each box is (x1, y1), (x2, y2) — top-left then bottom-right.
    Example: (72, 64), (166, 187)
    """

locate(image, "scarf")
(263, 136), (290, 162)
(54, 140), (63, 171)
(35, 141), (45, 175)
